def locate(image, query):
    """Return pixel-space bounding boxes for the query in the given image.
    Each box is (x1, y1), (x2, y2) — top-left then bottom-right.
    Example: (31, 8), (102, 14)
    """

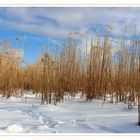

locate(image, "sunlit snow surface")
(0, 93), (139, 133)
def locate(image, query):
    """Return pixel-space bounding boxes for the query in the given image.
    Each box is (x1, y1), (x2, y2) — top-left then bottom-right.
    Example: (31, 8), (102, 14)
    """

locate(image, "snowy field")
(0, 93), (139, 133)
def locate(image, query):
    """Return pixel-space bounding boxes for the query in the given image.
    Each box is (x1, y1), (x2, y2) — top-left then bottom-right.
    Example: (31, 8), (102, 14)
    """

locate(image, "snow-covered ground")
(0, 93), (139, 133)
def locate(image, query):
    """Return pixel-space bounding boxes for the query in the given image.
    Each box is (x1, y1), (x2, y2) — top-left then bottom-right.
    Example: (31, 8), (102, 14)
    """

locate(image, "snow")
(7, 124), (24, 133)
(0, 93), (139, 133)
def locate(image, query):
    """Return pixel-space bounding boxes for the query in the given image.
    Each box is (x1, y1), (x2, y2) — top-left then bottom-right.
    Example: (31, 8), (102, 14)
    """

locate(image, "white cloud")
(0, 7), (140, 38)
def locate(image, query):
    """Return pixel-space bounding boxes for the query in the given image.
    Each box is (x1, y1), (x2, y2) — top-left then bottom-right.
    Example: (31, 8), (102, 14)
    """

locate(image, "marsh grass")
(1, 27), (140, 124)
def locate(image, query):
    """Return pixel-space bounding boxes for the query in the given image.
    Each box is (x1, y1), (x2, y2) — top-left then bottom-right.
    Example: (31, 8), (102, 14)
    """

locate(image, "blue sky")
(0, 7), (140, 63)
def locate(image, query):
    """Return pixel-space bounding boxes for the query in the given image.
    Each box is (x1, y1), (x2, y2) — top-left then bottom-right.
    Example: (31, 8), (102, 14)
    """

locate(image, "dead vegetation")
(1, 27), (140, 124)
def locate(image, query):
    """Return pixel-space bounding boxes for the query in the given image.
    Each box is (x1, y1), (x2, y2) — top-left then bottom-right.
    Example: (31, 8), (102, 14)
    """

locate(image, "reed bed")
(1, 28), (140, 124)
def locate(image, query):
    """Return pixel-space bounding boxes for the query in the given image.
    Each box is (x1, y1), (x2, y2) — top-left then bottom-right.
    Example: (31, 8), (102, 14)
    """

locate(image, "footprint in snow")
(38, 116), (44, 125)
